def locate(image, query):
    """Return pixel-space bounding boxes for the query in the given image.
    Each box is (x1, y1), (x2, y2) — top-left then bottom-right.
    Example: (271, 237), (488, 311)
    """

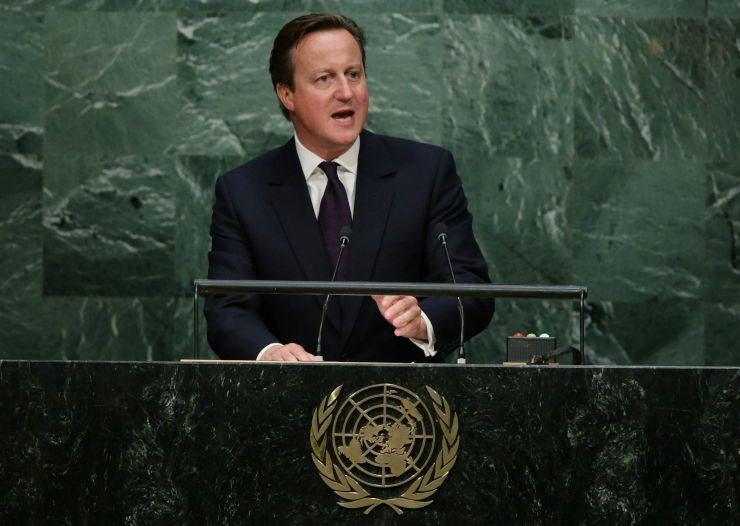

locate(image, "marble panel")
(706, 162), (740, 302)
(176, 12), (296, 156)
(40, 297), (176, 360)
(443, 0), (575, 15)
(459, 156), (573, 285)
(709, 0), (740, 16)
(357, 14), (444, 144)
(0, 0), (174, 10)
(279, 0), (444, 13)
(1, 0), (442, 10)
(174, 155), (242, 295)
(0, 13), (44, 152)
(706, 18), (740, 161)
(566, 160), (704, 302)
(584, 299), (704, 365)
(45, 11), (178, 157)
(0, 125), (43, 156)
(574, 17), (708, 160)
(442, 16), (573, 159)
(705, 302), (740, 365)
(174, 297), (217, 360)
(575, 0), (707, 17)
(0, 13), (44, 156)
(43, 155), (175, 296)
(0, 155), (43, 359)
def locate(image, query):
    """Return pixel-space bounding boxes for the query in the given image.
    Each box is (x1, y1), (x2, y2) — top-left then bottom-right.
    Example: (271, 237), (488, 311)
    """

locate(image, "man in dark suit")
(205, 13), (494, 362)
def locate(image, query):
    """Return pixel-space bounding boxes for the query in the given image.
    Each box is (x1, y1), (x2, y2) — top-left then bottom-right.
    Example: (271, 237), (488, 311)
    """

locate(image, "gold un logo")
(310, 383), (460, 514)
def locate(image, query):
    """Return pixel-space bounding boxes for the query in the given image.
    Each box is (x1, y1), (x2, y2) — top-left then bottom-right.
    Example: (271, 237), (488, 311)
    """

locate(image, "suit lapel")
(267, 140), (337, 327)
(341, 131), (397, 348)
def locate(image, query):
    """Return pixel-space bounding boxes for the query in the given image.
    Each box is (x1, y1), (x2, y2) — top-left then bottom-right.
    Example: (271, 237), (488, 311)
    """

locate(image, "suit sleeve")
(418, 149), (495, 356)
(204, 175), (279, 359)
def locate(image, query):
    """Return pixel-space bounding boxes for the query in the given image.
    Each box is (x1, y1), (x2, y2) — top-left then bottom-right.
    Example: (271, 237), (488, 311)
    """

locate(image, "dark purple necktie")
(318, 161), (351, 280)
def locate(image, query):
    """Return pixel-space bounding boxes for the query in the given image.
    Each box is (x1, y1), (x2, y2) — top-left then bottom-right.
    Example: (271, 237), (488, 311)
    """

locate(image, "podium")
(1, 360), (737, 524)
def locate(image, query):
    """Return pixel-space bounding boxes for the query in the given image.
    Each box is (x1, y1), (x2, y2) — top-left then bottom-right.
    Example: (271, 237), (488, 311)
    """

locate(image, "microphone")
(316, 226), (352, 361)
(434, 222), (466, 364)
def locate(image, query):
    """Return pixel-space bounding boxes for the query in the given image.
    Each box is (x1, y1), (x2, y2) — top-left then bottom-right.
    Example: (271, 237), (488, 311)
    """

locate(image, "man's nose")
(335, 76), (353, 100)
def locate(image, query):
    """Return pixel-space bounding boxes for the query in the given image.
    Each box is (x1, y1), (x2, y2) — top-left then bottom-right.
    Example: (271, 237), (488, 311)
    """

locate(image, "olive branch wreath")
(309, 385), (460, 515)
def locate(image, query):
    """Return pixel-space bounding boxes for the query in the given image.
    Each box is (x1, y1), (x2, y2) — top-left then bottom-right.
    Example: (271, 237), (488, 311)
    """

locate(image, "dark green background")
(0, 0), (738, 364)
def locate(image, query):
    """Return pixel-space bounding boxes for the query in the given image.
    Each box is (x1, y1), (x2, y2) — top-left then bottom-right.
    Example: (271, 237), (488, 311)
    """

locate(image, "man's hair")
(269, 13), (366, 120)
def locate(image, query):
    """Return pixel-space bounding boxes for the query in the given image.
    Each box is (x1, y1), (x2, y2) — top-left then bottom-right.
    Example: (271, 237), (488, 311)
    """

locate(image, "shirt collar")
(294, 134), (361, 181)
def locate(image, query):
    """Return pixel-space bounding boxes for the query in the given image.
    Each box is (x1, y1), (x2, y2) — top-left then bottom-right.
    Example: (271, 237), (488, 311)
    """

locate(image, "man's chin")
(329, 128), (362, 146)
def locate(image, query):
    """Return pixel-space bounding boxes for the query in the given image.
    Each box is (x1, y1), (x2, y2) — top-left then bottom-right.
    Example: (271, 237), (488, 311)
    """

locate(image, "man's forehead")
(293, 28), (361, 55)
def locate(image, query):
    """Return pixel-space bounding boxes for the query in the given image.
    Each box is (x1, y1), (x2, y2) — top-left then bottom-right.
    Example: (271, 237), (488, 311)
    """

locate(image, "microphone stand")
(435, 224), (466, 364)
(315, 227), (351, 361)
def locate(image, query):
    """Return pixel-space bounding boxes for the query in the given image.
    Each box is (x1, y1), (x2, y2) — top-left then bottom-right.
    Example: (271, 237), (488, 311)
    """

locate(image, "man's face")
(277, 29), (369, 160)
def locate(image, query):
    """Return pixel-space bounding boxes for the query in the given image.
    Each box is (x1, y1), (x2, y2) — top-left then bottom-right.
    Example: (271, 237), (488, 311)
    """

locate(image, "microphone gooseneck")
(316, 226), (352, 361)
(434, 222), (466, 364)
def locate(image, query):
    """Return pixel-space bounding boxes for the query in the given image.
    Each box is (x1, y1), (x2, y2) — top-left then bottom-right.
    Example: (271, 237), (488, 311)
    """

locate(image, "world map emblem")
(310, 384), (460, 514)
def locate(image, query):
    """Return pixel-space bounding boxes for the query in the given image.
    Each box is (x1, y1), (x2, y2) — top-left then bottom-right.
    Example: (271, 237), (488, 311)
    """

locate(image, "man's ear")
(276, 83), (294, 112)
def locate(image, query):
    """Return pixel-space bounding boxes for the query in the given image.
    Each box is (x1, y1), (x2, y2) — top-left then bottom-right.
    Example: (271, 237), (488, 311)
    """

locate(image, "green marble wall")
(0, 1), (738, 364)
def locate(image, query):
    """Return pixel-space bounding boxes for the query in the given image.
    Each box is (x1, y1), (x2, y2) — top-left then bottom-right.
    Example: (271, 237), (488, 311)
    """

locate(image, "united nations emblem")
(310, 384), (459, 514)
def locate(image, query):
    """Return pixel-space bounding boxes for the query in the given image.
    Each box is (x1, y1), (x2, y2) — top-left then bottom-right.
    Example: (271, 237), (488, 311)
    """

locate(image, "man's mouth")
(332, 110), (355, 121)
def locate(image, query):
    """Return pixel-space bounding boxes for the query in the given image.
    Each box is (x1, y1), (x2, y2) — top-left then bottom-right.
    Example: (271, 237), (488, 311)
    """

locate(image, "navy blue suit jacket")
(205, 130), (494, 361)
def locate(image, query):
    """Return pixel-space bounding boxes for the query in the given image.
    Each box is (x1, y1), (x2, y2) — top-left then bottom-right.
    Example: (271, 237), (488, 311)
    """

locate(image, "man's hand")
(371, 295), (427, 341)
(259, 343), (316, 362)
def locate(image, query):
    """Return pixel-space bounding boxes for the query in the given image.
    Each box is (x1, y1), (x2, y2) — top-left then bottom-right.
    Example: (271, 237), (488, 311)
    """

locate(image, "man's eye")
(317, 75), (330, 83)
(348, 70), (361, 80)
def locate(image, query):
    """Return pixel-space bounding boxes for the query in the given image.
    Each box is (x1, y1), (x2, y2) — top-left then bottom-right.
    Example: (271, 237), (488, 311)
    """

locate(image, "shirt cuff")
(256, 342), (282, 361)
(409, 311), (436, 357)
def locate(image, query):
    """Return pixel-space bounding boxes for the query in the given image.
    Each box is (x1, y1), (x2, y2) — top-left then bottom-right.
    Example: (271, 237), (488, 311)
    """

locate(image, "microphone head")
(433, 222), (448, 241)
(339, 225), (352, 244)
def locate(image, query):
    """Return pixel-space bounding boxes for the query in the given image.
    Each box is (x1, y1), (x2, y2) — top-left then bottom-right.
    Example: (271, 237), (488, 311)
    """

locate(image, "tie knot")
(319, 161), (340, 182)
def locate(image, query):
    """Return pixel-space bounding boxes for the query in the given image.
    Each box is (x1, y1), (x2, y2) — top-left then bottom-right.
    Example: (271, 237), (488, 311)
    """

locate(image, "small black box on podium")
(506, 335), (557, 363)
